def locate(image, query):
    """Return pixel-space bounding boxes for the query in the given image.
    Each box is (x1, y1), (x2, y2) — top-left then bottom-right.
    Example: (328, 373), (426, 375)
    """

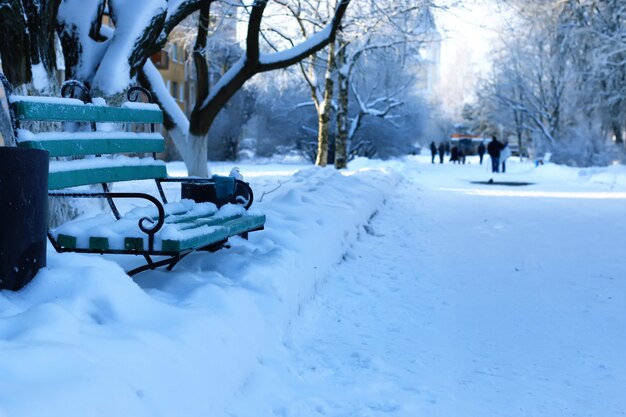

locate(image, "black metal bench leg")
(143, 254), (154, 268)
(128, 250), (194, 276)
(166, 252), (189, 271)
(128, 256), (179, 276)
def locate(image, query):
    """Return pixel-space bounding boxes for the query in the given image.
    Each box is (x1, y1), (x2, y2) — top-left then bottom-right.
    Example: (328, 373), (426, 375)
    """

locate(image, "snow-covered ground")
(1, 155), (625, 416)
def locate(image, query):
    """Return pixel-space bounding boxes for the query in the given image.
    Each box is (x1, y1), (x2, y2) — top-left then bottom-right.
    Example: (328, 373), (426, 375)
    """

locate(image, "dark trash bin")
(0, 147), (48, 291)
(181, 175), (253, 209)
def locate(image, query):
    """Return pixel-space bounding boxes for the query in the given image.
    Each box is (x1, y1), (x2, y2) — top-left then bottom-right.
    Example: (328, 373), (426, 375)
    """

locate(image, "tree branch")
(258, 0), (350, 72)
(189, 0), (351, 136)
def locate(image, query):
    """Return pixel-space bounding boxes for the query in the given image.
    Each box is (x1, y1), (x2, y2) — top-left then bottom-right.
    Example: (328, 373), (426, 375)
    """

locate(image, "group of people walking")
(429, 141), (466, 165)
(429, 135), (511, 173)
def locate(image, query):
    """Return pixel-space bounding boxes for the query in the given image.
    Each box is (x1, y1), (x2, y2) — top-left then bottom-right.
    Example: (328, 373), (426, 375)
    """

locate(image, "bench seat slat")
(49, 163), (168, 189)
(161, 214), (266, 252)
(51, 201), (265, 253)
(12, 100), (163, 123)
(18, 132), (164, 157)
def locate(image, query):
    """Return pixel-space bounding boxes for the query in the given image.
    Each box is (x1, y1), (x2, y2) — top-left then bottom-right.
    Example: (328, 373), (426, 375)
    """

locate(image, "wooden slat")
(53, 211), (265, 253)
(12, 101), (163, 123)
(161, 214), (266, 252)
(224, 214), (266, 235)
(119, 215), (242, 252)
(49, 164), (168, 189)
(18, 134), (164, 157)
(56, 234), (77, 249)
(89, 237), (109, 251)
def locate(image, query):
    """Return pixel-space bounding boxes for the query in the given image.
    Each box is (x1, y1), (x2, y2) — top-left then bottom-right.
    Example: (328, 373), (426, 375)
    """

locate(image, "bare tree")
(1, 0), (350, 176)
(475, 0), (625, 165)
(262, 0), (439, 167)
(0, 0), (60, 93)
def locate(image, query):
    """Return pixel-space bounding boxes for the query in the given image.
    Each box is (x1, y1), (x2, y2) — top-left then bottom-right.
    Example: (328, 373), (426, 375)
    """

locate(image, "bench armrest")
(157, 177), (254, 209)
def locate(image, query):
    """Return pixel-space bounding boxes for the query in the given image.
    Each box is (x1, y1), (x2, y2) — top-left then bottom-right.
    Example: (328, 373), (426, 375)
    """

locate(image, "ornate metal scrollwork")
(127, 86), (154, 104)
(61, 80), (92, 104)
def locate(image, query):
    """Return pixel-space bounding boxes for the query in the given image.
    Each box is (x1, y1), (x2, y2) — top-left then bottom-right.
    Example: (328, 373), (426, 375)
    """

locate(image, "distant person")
(430, 141), (437, 164)
(487, 135), (503, 173)
(450, 146), (460, 164)
(477, 142), (486, 165)
(500, 141), (512, 173)
(438, 143), (445, 164)
(445, 142), (450, 156)
(459, 147), (466, 164)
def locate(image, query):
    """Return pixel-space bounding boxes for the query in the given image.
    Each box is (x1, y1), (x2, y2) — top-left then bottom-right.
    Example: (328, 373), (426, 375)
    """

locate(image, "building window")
(150, 50), (169, 69)
(170, 44), (183, 63)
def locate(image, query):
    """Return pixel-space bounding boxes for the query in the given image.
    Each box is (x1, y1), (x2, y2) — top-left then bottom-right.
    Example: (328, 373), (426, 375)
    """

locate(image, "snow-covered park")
(1, 154), (624, 417)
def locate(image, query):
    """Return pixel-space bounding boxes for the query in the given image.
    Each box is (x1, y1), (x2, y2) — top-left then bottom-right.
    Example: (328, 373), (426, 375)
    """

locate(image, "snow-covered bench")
(7, 81), (265, 275)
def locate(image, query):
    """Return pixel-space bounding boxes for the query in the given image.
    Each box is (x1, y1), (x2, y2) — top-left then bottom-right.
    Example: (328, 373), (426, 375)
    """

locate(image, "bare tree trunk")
(0, 1), (31, 86)
(165, 126), (211, 177)
(335, 39), (348, 169)
(186, 133), (210, 177)
(0, 0), (60, 90)
(315, 40), (336, 167)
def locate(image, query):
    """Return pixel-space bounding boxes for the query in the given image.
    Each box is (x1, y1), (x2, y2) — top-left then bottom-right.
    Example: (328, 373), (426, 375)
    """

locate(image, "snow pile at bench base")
(0, 163), (397, 417)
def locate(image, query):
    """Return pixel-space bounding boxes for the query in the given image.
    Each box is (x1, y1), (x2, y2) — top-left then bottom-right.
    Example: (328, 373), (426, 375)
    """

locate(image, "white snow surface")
(30, 64), (51, 94)
(121, 101), (161, 111)
(1, 156), (625, 416)
(17, 130), (163, 142)
(48, 155), (165, 174)
(9, 95), (85, 105)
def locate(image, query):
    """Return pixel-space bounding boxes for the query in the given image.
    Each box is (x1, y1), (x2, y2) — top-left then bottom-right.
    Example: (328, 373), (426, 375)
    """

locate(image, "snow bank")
(0, 163), (398, 417)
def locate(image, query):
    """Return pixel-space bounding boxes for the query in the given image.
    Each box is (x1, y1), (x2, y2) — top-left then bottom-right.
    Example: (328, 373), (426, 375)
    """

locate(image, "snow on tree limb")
(259, 25), (332, 69)
(92, 0), (167, 95)
(140, 60), (190, 134)
(258, 1), (349, 71)
(58, 0), (109, 83)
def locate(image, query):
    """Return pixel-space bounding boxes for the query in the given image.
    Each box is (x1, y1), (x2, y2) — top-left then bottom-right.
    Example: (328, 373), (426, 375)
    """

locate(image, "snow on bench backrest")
(16, 130), (165, 157)
(10, 95), (163, 124)
(9, 95), (167, 190)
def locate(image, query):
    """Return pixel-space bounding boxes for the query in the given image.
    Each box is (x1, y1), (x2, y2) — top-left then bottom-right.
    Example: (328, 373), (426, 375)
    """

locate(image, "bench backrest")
(10, 92), (168, 190)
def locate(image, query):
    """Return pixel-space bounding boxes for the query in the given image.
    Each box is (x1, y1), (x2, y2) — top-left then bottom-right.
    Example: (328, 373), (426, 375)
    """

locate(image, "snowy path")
(226, 159), (626, 417)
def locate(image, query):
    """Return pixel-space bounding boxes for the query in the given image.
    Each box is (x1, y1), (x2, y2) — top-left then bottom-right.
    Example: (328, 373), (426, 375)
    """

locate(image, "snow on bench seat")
(51, 200), (266, 253)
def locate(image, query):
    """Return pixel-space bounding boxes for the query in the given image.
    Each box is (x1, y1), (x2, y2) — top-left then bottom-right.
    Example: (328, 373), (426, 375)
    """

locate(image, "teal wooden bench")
(6, 80), (265, 275)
